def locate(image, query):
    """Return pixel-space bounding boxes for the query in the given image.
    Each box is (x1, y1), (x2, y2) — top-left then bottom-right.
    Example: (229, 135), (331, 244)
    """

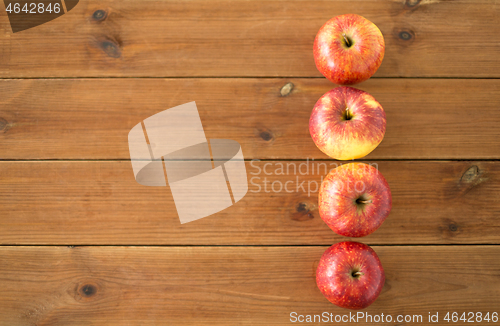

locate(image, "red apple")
(309, 86), (386, 160)
(316, 241), (385, 310)
(319, 162), (391, 237)
(314, 14), (385, 85)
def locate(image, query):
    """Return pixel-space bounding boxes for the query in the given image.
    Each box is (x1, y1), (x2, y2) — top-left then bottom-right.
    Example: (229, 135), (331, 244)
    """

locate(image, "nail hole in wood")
(80, 284), (97, 297)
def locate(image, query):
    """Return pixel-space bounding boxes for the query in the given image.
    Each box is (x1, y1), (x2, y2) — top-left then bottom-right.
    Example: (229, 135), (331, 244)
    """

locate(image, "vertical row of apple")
(308, 14), (392, 310)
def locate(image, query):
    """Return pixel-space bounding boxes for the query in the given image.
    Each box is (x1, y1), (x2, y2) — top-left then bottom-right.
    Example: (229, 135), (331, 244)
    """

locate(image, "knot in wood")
(101, 40), (121, 58)
(461, 165), (480, 183)
(280, 82), (294, 97)
(92, 10), (107, 21)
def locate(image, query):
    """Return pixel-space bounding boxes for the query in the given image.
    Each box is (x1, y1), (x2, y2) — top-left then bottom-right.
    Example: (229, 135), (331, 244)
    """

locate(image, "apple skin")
(309, 86), (386, 160)
(316, 241), (385, 310)
(314, 14), (385, 85)
(319, 162), (391, 237)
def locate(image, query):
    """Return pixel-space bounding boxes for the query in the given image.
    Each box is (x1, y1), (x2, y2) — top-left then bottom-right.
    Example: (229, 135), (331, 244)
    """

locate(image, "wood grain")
(1, 160), (498, 245)
(0, 78), (499, 160)
(0, 0), (499, 78)
(0, 245), (499, 325)
(0, 0), (498, 323)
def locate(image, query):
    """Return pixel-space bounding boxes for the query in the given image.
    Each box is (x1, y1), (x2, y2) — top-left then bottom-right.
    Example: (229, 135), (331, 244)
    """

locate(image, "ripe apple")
(316, 241), (385, 310)
(314, 14), (385, 85)
(319, 162), (391, 237)
(309, 86), (386, 160)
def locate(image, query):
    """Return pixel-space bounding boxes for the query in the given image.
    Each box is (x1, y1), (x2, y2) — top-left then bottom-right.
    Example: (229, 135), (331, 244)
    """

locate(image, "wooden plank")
(1, 160), (499, 245)
(0, 0), (499, 78)
(0, 78), (499, 160)
(0, 245), (499, 325)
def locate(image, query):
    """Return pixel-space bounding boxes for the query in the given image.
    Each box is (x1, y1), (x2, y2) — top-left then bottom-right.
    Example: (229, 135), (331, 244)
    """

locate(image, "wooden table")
(1, 0), (499, 325)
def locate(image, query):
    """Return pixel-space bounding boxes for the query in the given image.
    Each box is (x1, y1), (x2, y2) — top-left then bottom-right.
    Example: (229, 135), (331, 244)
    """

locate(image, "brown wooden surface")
(0, 0), (499, 78)
(1, 160), (498, 245)
(0, 246), (499, 325)
(1, 78), (499, 160)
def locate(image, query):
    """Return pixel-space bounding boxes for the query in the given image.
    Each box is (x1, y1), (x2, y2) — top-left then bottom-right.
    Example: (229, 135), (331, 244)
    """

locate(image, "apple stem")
(343, 107), (352, 121)
(358, 200), (372, 204)
(342, 33), (351, 47)
(353, 271), (363, 277)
